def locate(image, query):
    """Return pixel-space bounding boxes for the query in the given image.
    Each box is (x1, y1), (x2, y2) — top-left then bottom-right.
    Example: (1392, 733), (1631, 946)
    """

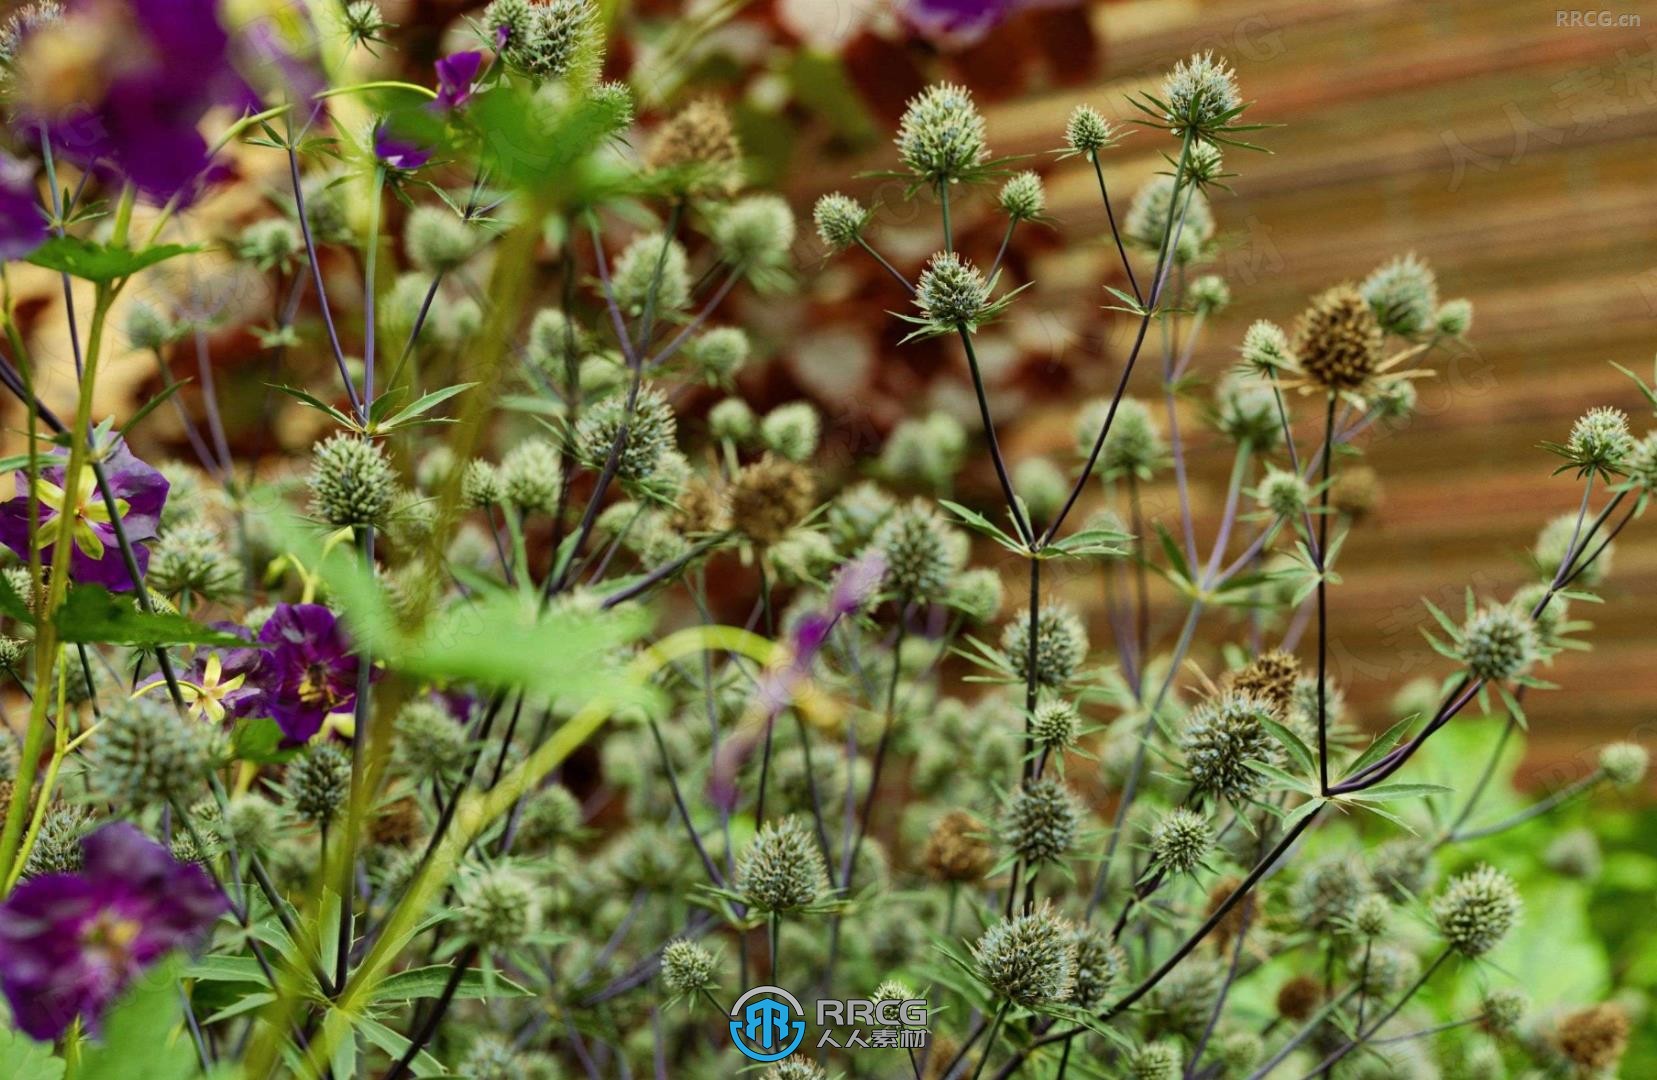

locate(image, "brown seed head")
(1292, 284), (1384, 392)
(923, 810), (992, 883)
(1276, 974), (1323, 1022)
(1556, 1003), (1630, 1073)
(645, 98), (743, 196)
(369, 796), (423, 849)
(1229, 651), (1300, 717)
(729, 454), (815, 546)
(674, 475), (729, 535)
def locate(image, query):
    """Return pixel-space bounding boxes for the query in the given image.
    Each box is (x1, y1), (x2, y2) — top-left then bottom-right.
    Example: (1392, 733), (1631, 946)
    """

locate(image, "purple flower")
(373, 123), (432, 172)
(11, 0), (255, 205)
(254, 603), (371, 745)
(433, 50), (485, 111)
(0, 437), (169, 591)
(0, 822), (226, 1041)
(0, 153), (46, 260)
(903, 0), (1072, 46)
(708, 551), (886, 811)
(141, 632), (263, 724)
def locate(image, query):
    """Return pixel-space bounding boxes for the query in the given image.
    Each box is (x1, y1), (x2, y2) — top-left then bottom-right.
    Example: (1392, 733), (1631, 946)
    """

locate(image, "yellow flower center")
(34, 465), (130, 562)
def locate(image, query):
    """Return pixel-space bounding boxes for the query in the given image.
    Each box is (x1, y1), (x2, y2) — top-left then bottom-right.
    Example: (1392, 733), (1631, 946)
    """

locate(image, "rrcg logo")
(727, 986), (806, 1062)
(725, 984), (931, 1058)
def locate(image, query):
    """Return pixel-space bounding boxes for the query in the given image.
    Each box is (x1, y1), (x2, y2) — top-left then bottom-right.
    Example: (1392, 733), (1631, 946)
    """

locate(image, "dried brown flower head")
(674, 475), (729, 535)
(730, 454), (815, 546)
(1229, 651), (1300, 717)
(923, 810), (992, 883)
(1556, 1003), (1630, 1074)
(369, 796), (423, 849)
(1292, 284), (1384, 393)
(645, 97), (743, 196)
(1332, 465), (1384, 520)
(1275, 973), (1322, 1022)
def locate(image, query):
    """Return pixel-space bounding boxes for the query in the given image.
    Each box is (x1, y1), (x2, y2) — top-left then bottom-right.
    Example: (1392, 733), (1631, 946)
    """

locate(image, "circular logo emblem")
(727, 985), (806, 1062)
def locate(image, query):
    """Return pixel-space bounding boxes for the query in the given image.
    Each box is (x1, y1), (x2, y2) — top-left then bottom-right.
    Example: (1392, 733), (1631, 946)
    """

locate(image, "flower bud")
(1030, 698), (1080, 753)
(147, 522), (243, 600)
(1064, 104), (1116, 157)
(708, 397), (756, 442)
(712, 194), (795, 270)
(875, 499), (961, 603)
(1180, 692), (1278, 803)
(1160, 51), (1240, 135)
(730, 455), (816, 546)
(812, 193), (867, 251)
(1360, 253), (1438, 337)
(999, 779), (1080, 864)
(286, 743), (352, 826)
(1125, 1042), (1180, 1080)
(998, 171), (1046, 221)
(915, 251), (991, 327)
(612, 233), (690, 317)
(661, 938), (719, 995)
(971, 904), (1076, 1007)
(573, 386), (677, 481)
(393, 699), (469, 782)
(1149, 807), (1211, 875)
(760, 401), (820, 463)
(1001, 603), (1088, 689)
(500, 437), (562, 515)
(457, 866), (541, 949)
(736, 817), (826, 913)
(1433, 297), (1473, 337)
(461, 459), (503, 508)
(896, 83), (988, 184)
(406, 206), (480, 273)
(93, 700), (214, 808)
(1433, 864), (1521, 957)
(308, 434), (395, 529)
(1598, 741), (1648, 787)
(683, 326), (749, 383)
(922, 809), (991, 883)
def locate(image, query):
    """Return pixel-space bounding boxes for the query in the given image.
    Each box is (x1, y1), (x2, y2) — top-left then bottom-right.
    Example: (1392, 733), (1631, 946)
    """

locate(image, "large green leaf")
(0, 1023), (62, 1080)
(75, 959), (196, 1080)
(370, 965), (533, 1003)
(54, 586), (247, 646)
(262, 508), (656, 708)
(26, 237), (198, 283)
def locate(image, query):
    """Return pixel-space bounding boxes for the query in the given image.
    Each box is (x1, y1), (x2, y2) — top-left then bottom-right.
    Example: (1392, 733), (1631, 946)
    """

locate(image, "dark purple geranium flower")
(0, 437), (169, 591)
(0, 153), (47, 260)
(0, 822), (226, 1041)
(254, 602), (372, 745)
(433, 50), (486, 111)
(902, 0), (1074, 46)
(11, 0), (255, 205)
(373, 122), (432, 172)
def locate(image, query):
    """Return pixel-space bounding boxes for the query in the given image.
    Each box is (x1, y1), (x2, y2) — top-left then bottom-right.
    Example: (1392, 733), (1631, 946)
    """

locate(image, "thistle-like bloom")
(1179, 692), (1278, 802)
(1063, 104), (1118, 158)
(1239, 319), (1295, 376)
(1360, 253), (1438, 337)
(573, 386), (678, 481)
(1030, 699), (1080, 752)
(896, 83), (988, 185)
(730, 454), (816, 546)
(813, 193), (867, 251)
(1070, 926), (1125, 1009)
(763, 1057), (827, 1080)
(1598, 741), (1649, 787)
(0, 823), (226, 1040)
(1148, 808), (1211, 875)
(914, 250), (993, 328)
(285, 742), (351, 826)
(0, 438), (168, 591)
(1290, 283), (1385, 392)
(255, 603), (371, 745)
(612, 232), (691, 317)
(761, 402), (821, 463)
(1082, 396), (1165, 479)
(998, 171), (1046, 221)
(1255, 466), (1309, 520)
(1123, 176), (1214, 264)
(923, 810), (992, 883)
(1125, 1042), (1181, 1080)
(1002, 603), (1089, 689)
(1556, 1003), (1631, 1074)
(1432, 864), (1521, 956)
(712, 194), (796, 270)
(1000, 779), (1080, 864)
(736, 818), (827, 913)
(875, 498), (961, 603)
(1451, 602), (1538, 683)
(456, 866), (541, 949)
(660, 938), (719, 996)
(971, 904), (1076, 1007)
(1558, 406), (1634, 478)
(646, 97), (744, 197)
(1158, 52), (1241, 140)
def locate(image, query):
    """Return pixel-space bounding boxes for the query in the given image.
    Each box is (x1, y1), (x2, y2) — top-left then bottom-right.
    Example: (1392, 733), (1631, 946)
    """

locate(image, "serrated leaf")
(27, 237), (198, 283)
(1342, 714), (1415, 780)
(1260, 716), (1317, 778)
(54, 586), (248, 646)
(371, 965), (533, 1003)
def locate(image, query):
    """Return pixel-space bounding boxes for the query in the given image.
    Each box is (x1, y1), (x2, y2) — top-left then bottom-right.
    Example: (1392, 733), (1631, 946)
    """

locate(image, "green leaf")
(185, 954), (270, 985)
(54, 586), (248, 646)
(0, 1023), (63, 1080)
(230, 717), (301, 765)
(371, 965), (533, 1003)
(267, 384), (360, 429)
(356, 1017), (446, 1077)
(27, 238), (199, 283)
(938, 499), (1026, 553)
(76, 958), (196, 1080)
(1260, 717), (1318, 778)
(1345, 782), (1450, 803)
(1340, 714), (1416, 781)
(371, 382), (476, 432)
